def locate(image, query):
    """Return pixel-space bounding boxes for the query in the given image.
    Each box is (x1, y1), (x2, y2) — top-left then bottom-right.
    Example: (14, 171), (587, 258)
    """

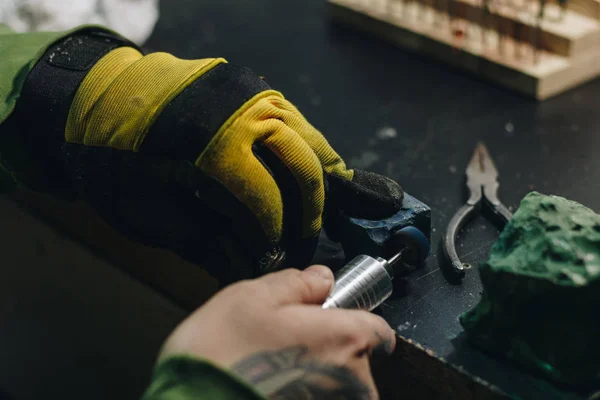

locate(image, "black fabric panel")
(252, 143), (319, 270)
(61, 143), (271, 285)
(17, 28), (137, 147)
(188, 163), (279, 276)
(140, 63), (271, 161)
(3, 28), (138, 196)
(326, 169), (404, 220)
(48, 31), (134, 70)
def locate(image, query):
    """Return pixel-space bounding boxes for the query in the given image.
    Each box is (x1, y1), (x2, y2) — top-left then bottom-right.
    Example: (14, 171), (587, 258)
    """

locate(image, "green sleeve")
(0, 24), (81, 191)
(0, 23), (122, 124)
(0, 24), (73, 124)
(141, 356), (267, 400)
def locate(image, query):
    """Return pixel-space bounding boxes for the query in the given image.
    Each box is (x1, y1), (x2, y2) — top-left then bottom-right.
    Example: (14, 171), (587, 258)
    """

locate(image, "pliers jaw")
(465, 142), (499, 206)
(442, 143), (512, 279)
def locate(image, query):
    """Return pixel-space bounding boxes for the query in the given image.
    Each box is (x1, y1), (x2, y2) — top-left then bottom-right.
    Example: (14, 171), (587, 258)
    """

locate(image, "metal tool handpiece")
(321, 252), (404, 311)
(322, 226), (430, 312)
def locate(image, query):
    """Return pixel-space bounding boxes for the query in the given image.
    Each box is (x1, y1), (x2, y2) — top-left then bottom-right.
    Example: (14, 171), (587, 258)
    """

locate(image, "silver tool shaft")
(322, 249), (405, 311)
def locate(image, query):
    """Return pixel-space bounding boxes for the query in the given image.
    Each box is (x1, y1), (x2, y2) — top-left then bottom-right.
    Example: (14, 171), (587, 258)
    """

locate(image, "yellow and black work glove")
(0, 27), (404, 286)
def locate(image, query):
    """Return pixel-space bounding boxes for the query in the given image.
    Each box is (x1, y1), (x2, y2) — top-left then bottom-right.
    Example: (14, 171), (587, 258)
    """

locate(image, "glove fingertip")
(325, 169), (404, 221)
(352, 169), (404, 209)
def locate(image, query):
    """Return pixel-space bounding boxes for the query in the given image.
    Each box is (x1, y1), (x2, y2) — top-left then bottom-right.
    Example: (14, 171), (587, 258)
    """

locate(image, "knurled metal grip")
(322, 255), (393, 311)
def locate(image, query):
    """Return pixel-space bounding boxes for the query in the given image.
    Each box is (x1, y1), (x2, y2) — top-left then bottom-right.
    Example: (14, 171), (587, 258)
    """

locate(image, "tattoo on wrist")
(231, 346), (372, 399)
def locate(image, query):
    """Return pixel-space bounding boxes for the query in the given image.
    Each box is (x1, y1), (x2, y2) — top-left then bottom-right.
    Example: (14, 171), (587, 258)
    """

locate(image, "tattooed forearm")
(231, 346), (372, 400)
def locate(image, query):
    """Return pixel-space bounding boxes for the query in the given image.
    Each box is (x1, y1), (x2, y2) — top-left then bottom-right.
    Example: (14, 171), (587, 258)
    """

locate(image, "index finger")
(287, 306), (397, 357)
(258, 265), (334, 306)
(331, 309), (397, 357)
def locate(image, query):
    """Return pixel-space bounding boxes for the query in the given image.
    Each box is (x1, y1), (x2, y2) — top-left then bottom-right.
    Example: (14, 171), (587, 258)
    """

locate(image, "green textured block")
(460, 192), (600, 387)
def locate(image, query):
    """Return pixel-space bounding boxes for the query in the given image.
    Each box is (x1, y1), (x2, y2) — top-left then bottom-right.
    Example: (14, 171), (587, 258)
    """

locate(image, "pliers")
(442, 142), (513, 277)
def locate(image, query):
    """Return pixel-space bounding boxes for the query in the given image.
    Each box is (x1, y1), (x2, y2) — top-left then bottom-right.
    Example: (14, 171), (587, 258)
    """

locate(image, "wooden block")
(569, 0), (600, 20)
(425, 0), (600, 58)
(328, 0), (600, 99)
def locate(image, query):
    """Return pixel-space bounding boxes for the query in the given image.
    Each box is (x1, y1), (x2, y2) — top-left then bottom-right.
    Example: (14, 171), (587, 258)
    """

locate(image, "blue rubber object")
(331, 193), (431, 262)
(394, 226), (431, 264)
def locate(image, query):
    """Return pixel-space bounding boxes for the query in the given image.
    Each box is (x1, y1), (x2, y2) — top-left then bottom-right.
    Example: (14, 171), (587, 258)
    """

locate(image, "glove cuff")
(2, 28), (138, 195)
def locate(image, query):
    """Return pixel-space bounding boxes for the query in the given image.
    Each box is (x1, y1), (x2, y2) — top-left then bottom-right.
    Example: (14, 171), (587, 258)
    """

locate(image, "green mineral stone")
(460, 192), (600, 386)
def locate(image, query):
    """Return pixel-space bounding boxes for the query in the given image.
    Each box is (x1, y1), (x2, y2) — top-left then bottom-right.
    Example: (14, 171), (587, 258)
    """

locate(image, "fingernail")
(372, 342), (394, 360)
(304, 265), (334, 281)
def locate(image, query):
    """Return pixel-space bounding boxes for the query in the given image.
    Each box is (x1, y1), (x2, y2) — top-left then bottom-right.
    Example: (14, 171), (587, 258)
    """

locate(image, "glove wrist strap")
(3, 28), (138, 195)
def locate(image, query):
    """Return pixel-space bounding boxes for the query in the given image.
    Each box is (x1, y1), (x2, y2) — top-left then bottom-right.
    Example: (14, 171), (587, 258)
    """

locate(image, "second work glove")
(0, 27), (404, 286)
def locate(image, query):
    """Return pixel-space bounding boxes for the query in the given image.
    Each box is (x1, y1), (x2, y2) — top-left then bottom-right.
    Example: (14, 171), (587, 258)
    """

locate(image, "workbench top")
(1, 0), (599, 399)
(148, 0), (599, 398)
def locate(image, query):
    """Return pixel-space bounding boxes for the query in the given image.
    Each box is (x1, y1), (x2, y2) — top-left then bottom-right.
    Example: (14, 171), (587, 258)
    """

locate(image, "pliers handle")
(443, 198), (512, 276)
(442, 143), (513, 277)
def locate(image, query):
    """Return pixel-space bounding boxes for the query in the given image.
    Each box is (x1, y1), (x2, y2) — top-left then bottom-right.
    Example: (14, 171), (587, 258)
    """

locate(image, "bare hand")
(159, 265), (396, 399)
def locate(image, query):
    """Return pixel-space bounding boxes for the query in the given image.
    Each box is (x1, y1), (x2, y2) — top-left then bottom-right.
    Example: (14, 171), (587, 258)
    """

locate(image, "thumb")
(326, 169), (404, 220)
(259, 265), (334, 306)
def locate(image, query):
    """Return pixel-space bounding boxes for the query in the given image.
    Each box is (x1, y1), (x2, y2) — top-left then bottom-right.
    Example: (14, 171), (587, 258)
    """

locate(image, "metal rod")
(482, 0), (490, 49)
(499, 20), (505, 56)
(534, 0), (546, 64)
(514, 24), (522, 60)
(387, 249), (406, 269)
(448, 0), (454, 35)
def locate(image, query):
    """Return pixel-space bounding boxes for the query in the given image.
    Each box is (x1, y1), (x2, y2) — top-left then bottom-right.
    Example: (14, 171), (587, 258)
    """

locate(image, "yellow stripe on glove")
(197, 91), (353, 240)
(265, 96), (354, 181)
(66, 48), (225, 150)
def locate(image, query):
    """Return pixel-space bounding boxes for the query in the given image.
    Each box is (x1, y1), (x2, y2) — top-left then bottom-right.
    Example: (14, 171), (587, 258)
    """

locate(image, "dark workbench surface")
(147, 1), (600, 398)
(1, 1), (596, 399)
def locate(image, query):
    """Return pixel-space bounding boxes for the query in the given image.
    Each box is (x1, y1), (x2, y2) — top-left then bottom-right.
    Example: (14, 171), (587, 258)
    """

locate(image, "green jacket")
(142, 356), (265, 399)
(0, 23), (265, 400)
